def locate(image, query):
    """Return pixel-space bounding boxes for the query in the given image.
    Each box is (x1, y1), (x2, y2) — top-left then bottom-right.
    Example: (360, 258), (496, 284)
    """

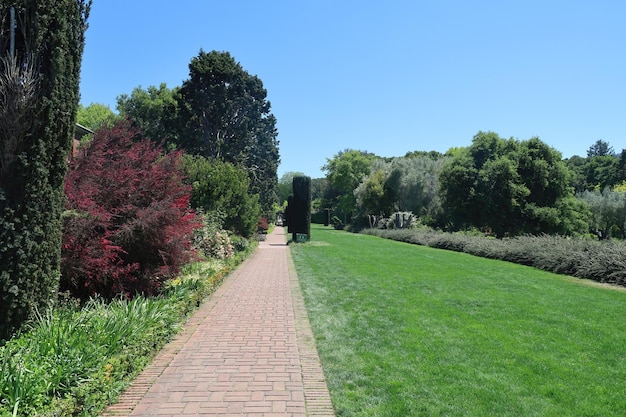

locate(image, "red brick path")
(101, 227), (334, 417)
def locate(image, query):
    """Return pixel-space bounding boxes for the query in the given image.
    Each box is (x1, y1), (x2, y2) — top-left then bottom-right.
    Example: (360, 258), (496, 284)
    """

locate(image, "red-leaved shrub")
(61, 120), (200, 299)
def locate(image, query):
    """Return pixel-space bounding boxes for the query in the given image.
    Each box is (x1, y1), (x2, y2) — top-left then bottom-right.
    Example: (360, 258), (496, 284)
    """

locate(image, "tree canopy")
(354, 155), (447, 225)
(439, 132), (585, 237)
(77, 102), (118, 132)
(115, 51), (280, 214)
(176, 50), (279, 212)
(322, 149), (377, 221)
(116, 83), (178, 148)
(587, 139), (615, 158)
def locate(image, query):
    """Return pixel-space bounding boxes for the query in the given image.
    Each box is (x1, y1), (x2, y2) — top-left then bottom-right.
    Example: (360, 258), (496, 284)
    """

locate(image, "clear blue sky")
(79, 0), (626, 179)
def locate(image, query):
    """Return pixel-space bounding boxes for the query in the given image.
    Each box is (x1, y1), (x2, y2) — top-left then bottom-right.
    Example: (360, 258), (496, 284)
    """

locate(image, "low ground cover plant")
(0, 243), (254, 417)
(291, 225), (626, 416)
(362, 228), (626, 286)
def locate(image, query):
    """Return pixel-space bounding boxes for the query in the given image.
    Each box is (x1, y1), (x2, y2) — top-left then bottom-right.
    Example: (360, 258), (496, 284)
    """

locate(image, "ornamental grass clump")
(0, 297), (179, 416)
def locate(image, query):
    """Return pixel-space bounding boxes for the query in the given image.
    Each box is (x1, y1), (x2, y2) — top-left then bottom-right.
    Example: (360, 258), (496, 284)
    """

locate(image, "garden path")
(101, 226), (334, 417)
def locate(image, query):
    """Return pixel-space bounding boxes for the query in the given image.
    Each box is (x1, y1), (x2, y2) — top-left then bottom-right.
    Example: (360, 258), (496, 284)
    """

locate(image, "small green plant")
(331, 216), (344, 230)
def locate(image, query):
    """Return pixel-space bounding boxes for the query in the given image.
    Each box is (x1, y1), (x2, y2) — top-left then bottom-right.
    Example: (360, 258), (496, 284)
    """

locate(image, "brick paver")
(102, 226), (334, 417)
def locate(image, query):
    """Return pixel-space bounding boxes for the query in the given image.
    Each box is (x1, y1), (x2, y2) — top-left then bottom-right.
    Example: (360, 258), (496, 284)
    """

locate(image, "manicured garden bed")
(0, 247), (253, 417)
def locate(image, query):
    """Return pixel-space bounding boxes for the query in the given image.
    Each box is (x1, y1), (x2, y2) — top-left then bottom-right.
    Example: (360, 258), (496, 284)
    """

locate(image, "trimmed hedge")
(362, 228), (626, 286)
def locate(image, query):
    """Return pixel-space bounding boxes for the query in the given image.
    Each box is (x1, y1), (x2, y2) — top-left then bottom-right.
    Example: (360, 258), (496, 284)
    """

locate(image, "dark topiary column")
(288, 176), (311, 242)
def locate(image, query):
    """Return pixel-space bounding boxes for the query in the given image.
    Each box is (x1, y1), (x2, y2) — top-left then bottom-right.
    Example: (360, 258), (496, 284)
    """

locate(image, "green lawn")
(290, 225), (626, 417)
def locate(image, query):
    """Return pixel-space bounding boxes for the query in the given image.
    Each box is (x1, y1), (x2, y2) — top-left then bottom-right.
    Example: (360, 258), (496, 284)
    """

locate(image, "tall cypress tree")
(0, 1), (91, 338)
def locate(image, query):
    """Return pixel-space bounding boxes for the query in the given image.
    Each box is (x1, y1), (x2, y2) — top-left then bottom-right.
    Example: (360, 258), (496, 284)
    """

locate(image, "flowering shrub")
(191, 213), (235, 260)
(61, 120), (200, 299)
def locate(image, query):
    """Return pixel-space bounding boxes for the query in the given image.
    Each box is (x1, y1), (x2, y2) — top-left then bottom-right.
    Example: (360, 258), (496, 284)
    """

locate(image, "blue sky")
(79, 1), (626, 179)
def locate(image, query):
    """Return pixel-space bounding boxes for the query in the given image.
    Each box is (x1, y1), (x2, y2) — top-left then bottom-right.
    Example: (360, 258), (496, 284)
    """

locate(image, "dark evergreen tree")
(618, 149), (626, 184)
(0, 0), (91, 338)
(176, 50), (280, 214)
(587, 139), (615, 157)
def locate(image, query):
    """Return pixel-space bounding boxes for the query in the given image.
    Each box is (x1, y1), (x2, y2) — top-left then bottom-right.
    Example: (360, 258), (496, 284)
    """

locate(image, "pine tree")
(0, 1), (91, 338)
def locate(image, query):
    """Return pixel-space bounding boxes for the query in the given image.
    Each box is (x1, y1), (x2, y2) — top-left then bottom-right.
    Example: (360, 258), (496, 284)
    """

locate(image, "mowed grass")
(289, 225), (626, 417)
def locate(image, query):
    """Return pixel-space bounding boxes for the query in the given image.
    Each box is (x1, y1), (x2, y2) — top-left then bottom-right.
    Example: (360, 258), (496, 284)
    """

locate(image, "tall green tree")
(277, 171), (305, 205)
(618, 149), (626, 185)
(584, 155), (619, 191)
(384, 155), (447, 221)
(564, 155), (588, 193)
(0, 0), (91, 338)
(176, 50), (279, 213)
(439, 132), (583, 237)
(77, 102), (118, 132)
(322, 149), (377, 222)
(587, 139), (615, 157)
(116, 83), (179, 148)
(354, 168), (394, 217)
(437, 148), (479, 230)
(579, 189), (626, 239)
(565, 141), (623, 192)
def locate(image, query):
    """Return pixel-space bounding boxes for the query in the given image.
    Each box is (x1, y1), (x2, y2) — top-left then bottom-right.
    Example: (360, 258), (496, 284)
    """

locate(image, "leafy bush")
(181, 155), (260, 237)
(230, 235), (251, 252)
(61, 121), (200, 300)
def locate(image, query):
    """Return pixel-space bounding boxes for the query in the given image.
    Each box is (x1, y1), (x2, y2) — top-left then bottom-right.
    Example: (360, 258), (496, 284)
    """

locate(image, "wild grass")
(290, 225), (626, 417)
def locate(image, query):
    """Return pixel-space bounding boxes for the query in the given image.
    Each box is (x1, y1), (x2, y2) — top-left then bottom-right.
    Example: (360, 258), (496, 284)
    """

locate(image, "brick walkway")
(102, 227), (334, 417)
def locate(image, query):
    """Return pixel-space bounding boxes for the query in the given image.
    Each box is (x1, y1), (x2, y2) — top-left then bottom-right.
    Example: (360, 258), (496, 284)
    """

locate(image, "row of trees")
(114, 50), (279, 214)
(78, 50), (280, 231)
(309, 133), (625, 239)
(566, 140), (626, 192)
